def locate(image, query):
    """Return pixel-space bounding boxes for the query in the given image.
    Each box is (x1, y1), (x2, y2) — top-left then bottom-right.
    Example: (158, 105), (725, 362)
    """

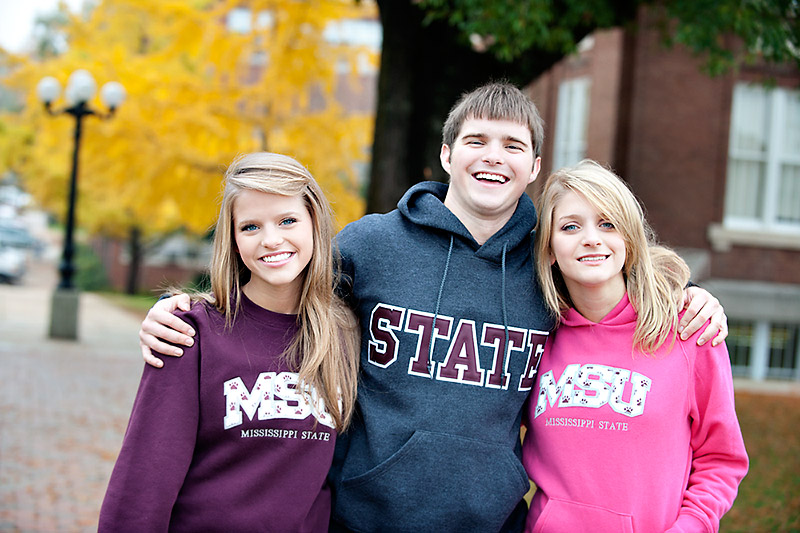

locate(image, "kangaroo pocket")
(532, 498), (634, 533)
(336, 430), (530, 532)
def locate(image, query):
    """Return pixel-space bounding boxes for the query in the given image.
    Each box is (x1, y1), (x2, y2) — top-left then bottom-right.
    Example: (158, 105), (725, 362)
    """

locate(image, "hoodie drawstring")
(501, 242), (509, 385)
(428, 235), (454, 375)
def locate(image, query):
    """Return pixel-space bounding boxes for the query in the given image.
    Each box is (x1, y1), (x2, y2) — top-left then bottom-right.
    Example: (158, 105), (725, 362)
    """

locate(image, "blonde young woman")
(100, 153), (359, 532)
(523, 160), (748, 532)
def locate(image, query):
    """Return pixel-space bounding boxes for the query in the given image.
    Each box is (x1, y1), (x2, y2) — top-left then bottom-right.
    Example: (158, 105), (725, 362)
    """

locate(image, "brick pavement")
(0, 262), (145, 532)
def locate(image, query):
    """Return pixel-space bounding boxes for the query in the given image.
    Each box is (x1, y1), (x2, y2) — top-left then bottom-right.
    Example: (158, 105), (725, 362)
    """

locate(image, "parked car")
(0, 245), (25, 283)
(0, 222), (40, 252)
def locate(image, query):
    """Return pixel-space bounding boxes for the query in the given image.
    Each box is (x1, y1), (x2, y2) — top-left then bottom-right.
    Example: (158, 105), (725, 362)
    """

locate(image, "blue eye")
(561, 223), (578, 231)
(279, 217), (298, 226)
(600, 221), (615, 230)
(240, 223), (258, 232)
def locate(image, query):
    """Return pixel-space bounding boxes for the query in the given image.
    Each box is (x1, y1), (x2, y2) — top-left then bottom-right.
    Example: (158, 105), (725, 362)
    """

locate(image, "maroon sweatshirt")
(100, 294), (336, 532)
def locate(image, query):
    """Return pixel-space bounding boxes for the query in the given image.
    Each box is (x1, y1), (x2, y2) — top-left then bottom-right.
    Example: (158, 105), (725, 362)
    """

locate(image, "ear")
(440, 144), (452, 176)
(549, 250), (556, 266)
(528, 156), (542, 185)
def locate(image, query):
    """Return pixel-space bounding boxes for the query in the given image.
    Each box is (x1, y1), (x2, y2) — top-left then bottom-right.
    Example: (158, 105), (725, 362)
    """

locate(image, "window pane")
(778, 164), (800, 223)
(727, 322), (753, 376)
(766, 324), (799, 379)
(725, 158), (765, 219)
(782, 90), (800, 155)
(730, 84), (769, 154)
(553, 78), (590, 170)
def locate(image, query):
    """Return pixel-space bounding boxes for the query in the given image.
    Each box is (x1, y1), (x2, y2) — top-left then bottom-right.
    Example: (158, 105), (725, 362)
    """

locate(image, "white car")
(0, 245), (26, 283)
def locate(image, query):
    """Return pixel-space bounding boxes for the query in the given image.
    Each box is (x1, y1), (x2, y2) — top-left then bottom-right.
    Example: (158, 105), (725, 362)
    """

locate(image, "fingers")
(709, 310), (729, 347)
(679, 287), (727, 346)
(175, 293), (192, 312)
(695, 308), (727, 346)
(140, 341), (164, 368)
(144, 306), (195, 342)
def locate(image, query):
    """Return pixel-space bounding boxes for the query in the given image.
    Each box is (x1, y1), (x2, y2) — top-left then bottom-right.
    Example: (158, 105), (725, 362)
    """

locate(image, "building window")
(725, 83), (800, 232)
(728, 320), (800, 381)
(727, 322), (753, 376)
(552, 77), (590, 171)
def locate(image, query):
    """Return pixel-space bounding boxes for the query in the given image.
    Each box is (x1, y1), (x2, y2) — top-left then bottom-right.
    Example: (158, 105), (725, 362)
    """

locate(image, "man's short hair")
(442, 81), (545, 158)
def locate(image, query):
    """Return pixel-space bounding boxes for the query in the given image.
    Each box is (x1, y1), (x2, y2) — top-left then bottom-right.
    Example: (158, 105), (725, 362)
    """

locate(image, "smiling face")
(440, 117), (541, 234)
(550, 190), (627, 306)
(233, 189), (314, 313)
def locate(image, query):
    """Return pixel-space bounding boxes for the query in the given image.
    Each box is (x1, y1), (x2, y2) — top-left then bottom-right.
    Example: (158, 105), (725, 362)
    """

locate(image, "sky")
(0, 0), (84, 53)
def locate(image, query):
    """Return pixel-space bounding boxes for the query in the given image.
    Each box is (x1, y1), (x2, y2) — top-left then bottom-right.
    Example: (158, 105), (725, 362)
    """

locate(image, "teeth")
(579, 256), (606, 262)
(474, 172), (507, 183)
(260, 252), (292, 263)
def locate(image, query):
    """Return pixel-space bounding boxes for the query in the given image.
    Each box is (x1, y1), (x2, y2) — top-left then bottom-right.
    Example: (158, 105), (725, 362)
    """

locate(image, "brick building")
(526, 9), (800, 381)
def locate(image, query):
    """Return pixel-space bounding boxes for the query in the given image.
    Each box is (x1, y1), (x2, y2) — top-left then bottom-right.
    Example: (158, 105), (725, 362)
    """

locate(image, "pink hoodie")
(522, 294), (748, 532)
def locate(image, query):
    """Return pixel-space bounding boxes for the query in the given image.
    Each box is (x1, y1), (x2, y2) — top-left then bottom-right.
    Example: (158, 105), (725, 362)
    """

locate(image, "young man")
(139, 83), (727, 531)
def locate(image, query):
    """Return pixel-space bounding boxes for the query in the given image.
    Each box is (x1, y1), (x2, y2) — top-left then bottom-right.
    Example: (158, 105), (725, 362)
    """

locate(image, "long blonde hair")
(535, 160), (690, 354)
(208, 152), (359, 431)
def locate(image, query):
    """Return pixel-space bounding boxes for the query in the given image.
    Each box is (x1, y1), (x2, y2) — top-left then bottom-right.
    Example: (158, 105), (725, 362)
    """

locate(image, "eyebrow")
(461, 132), (529, 147)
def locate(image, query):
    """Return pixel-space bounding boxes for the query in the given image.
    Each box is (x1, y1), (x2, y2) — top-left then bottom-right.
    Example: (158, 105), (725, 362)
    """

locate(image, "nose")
(581, 227), (602, 246)
(261, 228), (284, 248)
(482, 141), (504, 165)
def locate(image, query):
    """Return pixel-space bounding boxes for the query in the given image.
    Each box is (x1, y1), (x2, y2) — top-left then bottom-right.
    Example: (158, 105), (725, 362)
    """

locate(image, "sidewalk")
(0, 261), (144, 532)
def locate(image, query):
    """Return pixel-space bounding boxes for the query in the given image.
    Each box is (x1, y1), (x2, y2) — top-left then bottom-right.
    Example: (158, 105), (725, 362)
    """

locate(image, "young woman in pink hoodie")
(523, 160), (748, 532)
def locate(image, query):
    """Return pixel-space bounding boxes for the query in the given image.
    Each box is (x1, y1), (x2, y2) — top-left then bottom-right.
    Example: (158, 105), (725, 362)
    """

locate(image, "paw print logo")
(229, 402), (237, 411)
(536, 405), (544, 416)
(230, 382), (238, 390)
(240, 392), (247, 401)
(580, 398), (589, 404)
(624, 406), (634, 415)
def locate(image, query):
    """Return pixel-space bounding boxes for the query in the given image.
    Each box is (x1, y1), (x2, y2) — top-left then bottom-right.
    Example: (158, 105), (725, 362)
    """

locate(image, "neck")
(242, 283), (300, 315)
(564, 277), (627, 323)
(443, 199), (514, 246)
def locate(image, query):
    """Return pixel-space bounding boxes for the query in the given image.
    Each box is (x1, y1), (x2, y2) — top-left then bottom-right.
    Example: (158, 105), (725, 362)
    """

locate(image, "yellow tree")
(1, 0), (376, 292)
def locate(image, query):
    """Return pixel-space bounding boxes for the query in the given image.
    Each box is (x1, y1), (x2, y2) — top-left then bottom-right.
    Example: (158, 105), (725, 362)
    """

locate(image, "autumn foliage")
(0, 0), (376, 241)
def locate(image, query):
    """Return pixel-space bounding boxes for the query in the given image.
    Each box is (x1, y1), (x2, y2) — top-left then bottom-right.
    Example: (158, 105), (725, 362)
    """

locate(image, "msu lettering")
(368, 302), (548, 391)
(223, 372), (334, 430)
(534, 363), (653, 418)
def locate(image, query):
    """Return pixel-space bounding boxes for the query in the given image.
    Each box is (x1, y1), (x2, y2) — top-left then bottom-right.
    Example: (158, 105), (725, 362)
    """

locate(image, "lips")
(473, 172), (509, 184)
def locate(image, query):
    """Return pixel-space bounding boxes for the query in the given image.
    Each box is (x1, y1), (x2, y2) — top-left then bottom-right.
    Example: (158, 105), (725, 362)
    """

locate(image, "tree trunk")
(125, 225), (142, 295)
(366, 1), (569, 214)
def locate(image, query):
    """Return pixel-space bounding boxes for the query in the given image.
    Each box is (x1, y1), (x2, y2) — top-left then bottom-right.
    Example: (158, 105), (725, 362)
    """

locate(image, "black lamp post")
(36, 70), (126, 339)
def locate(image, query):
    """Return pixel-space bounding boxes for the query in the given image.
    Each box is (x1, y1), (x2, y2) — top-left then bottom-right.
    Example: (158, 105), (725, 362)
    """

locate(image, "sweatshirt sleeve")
(98, 311), (202, 532)
(666, 341), (749, 532)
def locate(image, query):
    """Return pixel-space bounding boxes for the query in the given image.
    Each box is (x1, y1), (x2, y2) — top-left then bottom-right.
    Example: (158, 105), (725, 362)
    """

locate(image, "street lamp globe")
(65, 69), (97, 106)
(100, 81), (126, 111)
(36, 76), (61, 105)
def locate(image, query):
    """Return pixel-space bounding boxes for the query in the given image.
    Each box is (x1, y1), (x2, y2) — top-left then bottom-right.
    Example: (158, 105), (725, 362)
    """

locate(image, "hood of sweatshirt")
(561, 293), (635, 329)
(397, 180), (538, 262)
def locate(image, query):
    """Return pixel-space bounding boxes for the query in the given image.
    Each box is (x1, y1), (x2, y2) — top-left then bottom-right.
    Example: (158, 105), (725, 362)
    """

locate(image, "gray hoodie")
(331, 181), (554, 532)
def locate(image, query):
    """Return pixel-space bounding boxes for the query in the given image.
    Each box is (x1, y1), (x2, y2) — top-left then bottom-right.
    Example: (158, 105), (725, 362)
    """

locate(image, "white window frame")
(552, 77), (591, 171)
(710, 83), (800, 251)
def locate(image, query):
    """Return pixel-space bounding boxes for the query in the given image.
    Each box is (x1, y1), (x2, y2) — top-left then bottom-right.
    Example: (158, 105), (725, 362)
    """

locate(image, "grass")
(96, 291), (160, 319)
(721, 391), (800, 532)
